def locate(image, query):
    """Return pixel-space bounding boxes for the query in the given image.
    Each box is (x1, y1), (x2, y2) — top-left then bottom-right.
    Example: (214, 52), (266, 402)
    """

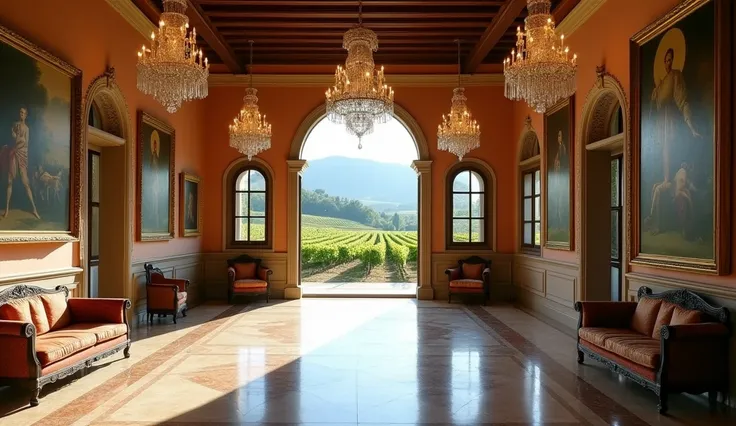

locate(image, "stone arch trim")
(575, 72), (630, 300)
(442, 158), (498, 251)
(517, 117), (541, 162)
(288, 102), (430, 161)
(82, 68), (134, 299)
(221, 156), (276, 251)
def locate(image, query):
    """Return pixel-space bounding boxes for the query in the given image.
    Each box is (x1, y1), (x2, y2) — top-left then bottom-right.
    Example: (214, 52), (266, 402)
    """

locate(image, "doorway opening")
(82, 73), (132, 301)
(580, 77), (627, 302)
(299, 116), (419, 296)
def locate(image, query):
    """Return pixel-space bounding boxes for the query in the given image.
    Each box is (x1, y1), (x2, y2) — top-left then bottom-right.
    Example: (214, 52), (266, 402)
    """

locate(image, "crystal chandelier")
(325, 0), (394, 149)
(503, 0), (577, 113)
(229, 41), (272, 160)
(438, 40), (480, 161)
(137, 0), (209, 113)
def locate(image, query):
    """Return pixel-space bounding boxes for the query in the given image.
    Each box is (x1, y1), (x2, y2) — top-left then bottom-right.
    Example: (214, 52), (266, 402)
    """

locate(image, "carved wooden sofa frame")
(0, 285), (131, 406)
(144, 263), (189, 324)
(575, 286), (730, 413)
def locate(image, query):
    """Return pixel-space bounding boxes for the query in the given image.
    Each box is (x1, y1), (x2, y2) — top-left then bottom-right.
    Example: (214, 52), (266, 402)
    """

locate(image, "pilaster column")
(285, 159), (308, 299)
(412, 160), (433, 300)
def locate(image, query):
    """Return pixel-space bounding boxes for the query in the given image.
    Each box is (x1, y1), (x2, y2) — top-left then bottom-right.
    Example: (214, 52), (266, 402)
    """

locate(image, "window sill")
(520, 247), (541, 256)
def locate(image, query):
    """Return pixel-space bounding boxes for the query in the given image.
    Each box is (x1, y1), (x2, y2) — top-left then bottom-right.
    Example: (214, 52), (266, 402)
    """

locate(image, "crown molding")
(104, 0), (155, 39)
(556, 0), (607, 37)
(209, 73), (504, 88)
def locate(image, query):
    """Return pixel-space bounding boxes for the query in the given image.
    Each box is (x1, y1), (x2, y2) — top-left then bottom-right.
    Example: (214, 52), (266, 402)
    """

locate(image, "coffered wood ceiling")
(135, 0), (580, 74)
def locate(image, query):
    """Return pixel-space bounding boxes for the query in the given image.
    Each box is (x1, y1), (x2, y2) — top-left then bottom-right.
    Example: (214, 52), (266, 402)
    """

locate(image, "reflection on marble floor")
(302, 282), (416, 296)
(0, 299), (733, 425)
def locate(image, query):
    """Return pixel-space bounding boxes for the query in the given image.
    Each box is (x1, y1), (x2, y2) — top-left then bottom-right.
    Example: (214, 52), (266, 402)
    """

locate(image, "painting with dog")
(0, 26), (77, 235)
(632, 0), (730, 273)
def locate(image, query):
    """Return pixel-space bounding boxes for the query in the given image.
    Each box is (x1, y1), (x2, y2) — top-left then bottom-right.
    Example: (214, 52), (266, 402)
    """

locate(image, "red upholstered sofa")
(227, 254), (272, 303)
(575, 286), (730, 414)
(0, 285), (131, 407)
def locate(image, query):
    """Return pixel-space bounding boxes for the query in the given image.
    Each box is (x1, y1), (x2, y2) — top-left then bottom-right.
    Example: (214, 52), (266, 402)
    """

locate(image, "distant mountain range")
(302, 157), (418, 211)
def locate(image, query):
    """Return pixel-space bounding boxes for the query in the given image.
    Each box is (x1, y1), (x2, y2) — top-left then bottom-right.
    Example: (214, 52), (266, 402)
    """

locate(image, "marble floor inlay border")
(466, 306), (650, 426)
(33, 305), (247, 425)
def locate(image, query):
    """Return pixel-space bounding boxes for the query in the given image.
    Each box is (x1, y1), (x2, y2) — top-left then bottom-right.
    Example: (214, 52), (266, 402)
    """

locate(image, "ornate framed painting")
(0, 25), (82, 243)
(180, 172), (200, 237)
(137, 111), (175, 241)
(631, 0), (731, 274)
(544, 96), (575, 250)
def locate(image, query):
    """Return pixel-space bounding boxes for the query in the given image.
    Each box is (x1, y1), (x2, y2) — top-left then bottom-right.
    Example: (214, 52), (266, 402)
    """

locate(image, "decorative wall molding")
(513, 254), (579, 329)
(0, 268), (83, 295)
(210, 73), (504, 88)
(626, 272), (736, 302)
(556, 0), (608, 37)
(104, 0), (155, 39)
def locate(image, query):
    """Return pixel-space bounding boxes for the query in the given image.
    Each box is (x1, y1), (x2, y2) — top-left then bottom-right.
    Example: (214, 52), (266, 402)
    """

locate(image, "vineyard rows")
(302, 228), (418, 272)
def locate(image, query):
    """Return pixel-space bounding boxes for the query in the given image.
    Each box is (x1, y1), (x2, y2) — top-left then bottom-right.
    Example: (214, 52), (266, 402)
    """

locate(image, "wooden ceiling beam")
(233, 46), (474, 52)
(226, 38), (510, 45)
(131, 0), (160, 26)
(218, 30), (484, 38)
(552, 0), (581, 24)
(208, 12), (497, 20)
(463, 0), (527, 73)
(214, 21), (488, 29)
(197, 1), (505, 6)
(185, 0), (243, 73)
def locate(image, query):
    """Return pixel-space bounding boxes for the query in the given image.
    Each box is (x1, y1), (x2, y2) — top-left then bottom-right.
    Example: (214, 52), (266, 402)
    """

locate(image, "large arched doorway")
(82, 69), (133, 301)
(577, 73), (629, 302)
(299, 116), (419, 295)
(285, 104), (432, 299)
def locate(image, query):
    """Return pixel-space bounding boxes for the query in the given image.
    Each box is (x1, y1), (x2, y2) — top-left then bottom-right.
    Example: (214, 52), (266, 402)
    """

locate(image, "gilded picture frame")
(630, 0), (731, 274)
(137, 111), (175, 241)
(180, 172), (201, 237)
(543, 96), (575, 250)
(0, 24), (82, 243)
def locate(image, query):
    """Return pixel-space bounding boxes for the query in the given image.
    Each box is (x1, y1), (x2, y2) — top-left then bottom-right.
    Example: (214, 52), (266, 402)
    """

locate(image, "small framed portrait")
(180, 173), (200, 237)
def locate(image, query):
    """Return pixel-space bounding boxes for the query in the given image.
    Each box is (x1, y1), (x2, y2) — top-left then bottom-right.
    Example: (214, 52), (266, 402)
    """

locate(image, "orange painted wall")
(202, 85), (518, 254)
(513, 0), (736, 287)
(0, 0), (205, 278)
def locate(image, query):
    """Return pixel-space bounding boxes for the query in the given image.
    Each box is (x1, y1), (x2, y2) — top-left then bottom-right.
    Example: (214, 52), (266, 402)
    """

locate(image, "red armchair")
(227, 254), (272, 303)
(444, 256), (492, 304)
(144, 263), (189, 324)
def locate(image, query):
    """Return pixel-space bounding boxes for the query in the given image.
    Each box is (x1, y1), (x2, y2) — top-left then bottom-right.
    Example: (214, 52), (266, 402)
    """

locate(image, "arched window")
(446, 165), (492, 249)
(225, 163), (272, 249)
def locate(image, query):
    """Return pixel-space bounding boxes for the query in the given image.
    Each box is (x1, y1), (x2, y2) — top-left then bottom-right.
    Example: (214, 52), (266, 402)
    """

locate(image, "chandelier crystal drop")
(437, 40), (480, 161)
(325, 0), (394, 149)
(136, 0), (209, 113)
(229, 41), (272, 160)
(503, 0), (577, 113)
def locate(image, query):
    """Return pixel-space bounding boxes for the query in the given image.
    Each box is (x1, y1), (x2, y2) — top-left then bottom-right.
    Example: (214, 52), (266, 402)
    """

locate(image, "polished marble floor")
(302, 282), (417, 296)
(0, 299), (733, 425)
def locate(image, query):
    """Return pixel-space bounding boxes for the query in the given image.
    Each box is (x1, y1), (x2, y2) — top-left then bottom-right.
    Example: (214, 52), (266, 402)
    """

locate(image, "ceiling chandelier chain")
(437, 39), (481, 161)
(503, 0), (577, 113)
(136, 0), (209, 113)
(325, 0), (395, 149)
(228, 41), (272, 160)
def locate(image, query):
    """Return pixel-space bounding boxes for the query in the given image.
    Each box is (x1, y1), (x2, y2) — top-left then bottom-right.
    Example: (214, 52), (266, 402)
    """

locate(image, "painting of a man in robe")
(0, 38), (71, 232)
(639, 2), (715, 260)
(139, 113), (173, 239)
(545, 100), (572, 248)
(183, 177), (199, 235)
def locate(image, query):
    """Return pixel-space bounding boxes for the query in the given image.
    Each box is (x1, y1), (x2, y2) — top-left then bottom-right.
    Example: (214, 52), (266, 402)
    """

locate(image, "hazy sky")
(301, 116), (419, 165)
